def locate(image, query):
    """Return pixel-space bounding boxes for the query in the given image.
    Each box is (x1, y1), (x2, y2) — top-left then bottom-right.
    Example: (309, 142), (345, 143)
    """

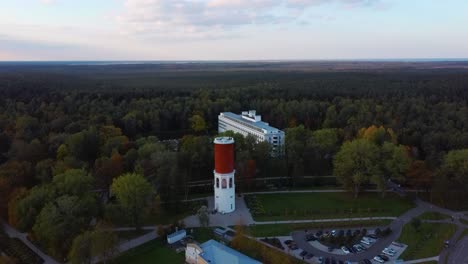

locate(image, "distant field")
(111, 239), (183, 264)
(244, 219), (392, 237)
(246, 192), (414, 221)
(398, 223), (457, 260)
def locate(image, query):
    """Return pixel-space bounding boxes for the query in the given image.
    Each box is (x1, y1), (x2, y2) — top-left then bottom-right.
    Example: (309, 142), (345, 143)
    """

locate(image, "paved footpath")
(2, 221), (59, 264)
(404, 256), (439, 263)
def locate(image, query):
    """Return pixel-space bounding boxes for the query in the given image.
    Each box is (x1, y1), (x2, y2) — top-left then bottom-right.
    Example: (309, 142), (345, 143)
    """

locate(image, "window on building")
(229, 178), (233, 188)
(222, 179), (227, 189)
(216, 178), (219, 188)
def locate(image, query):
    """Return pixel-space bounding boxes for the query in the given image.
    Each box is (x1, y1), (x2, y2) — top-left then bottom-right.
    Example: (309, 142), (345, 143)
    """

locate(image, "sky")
(0, 0), (468, 60)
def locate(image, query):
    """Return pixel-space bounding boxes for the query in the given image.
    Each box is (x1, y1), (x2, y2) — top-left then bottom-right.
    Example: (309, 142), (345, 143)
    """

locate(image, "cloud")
(40, 0), (57, 5)
(117, 0), (384, 39)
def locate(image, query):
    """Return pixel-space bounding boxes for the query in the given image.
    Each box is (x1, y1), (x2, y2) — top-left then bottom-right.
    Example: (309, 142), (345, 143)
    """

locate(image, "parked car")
(379, 254), (390, 261)
(341, 246), (350, 254)
(284, 240), (293, 245)
(360, 239), (371, 245)
(331, 230), (337, 236)
(362, 236), (376, 243)
(299, 250), (308, 257)
(318, 256), (323, 264)
(353, 244), (364, 252)
(328, 246), (334, 252)
(373, 256), (385, 263)
(382, 248), (396, 256)
(359, 259), (372, 264)
(289, 243), (299, 250)
(305, 253), (314, 260)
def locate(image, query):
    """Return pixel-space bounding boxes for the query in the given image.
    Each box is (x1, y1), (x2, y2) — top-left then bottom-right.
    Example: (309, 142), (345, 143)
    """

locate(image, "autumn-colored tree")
(406, 160), (433, 192)
(7, 187), (28, 226)
(358, 125), (397, 145)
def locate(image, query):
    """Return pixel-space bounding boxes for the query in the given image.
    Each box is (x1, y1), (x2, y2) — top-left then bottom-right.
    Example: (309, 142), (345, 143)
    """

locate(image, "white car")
(363, 236), (376, 243)
(374, 256), (385, 263)
(361, 239), (371, 245)
(341, 246), (350, 254)
(331, 230), (337, 236)
(382, 248), (396, 256)
(353, 244), (364, 252)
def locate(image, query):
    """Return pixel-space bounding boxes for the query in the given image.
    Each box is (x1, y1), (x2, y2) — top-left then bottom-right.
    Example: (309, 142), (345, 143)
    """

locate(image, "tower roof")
(214, 137), (234, 144)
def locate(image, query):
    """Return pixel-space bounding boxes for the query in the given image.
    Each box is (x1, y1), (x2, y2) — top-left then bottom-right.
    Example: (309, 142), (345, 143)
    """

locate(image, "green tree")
(52, 169), (94, 197)
(189, 114), (207, 133)
(69, 231), (93, 264)
(68, 225), (118, 264)
(33, 195), (96, 259)
(197, 205), (210, 227)
(110, 173), (153, 229)
(333, 139), (380, 197)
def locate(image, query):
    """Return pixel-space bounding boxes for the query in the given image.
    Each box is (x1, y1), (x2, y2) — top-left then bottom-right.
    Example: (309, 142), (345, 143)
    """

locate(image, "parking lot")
(282, 228), (409, 264)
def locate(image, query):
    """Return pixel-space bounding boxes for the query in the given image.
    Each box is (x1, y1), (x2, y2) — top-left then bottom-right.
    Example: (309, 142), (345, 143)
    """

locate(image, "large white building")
(218, 110), (285, 155)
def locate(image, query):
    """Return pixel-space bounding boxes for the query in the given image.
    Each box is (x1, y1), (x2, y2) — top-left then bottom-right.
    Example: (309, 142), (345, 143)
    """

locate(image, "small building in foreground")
(167, 229), (186, 244)
(185, 239), (261, 264)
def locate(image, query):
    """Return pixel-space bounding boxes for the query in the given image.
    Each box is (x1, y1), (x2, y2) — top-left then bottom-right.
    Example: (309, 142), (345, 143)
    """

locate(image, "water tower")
(213, 137), (235, 213)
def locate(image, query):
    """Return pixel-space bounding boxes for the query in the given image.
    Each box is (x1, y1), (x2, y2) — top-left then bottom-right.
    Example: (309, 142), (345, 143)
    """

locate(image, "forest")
(0, 63), (467, 260)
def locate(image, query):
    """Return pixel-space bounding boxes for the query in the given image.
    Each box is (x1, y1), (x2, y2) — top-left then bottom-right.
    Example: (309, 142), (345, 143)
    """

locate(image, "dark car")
(289, 243), (299, 250)
(338, 230), (345, 237)
(360, 260), (372, 264)
(338, 261), (344, 264)
(284, 240), (293, 245)
(379, 254), (390, 261)
(300, 250), (308, 257)
(305, 253), (314, 259)
(325, 257), (331, 264)
(328, 246), (334, 252)
(331, 257), (337, 264)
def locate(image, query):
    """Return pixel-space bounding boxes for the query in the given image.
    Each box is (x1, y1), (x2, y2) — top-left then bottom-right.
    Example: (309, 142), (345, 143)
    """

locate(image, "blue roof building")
(186, 239), (261, 264)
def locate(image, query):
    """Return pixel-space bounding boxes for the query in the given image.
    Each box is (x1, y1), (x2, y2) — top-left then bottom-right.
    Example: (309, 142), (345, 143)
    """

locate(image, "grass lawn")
(247, 192), (414, 221)
(190, 227), (215, 243)
(111, 238), (183, 264)
(459, 218), (468, 225)
(230, 235), (303, 264)
(398, 223), (457, 260)
(244, 219), (392, 237)
(418, 212), (450, 220)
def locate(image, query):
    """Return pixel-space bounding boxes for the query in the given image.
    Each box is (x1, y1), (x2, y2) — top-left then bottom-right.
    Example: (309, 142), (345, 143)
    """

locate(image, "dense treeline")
(0, 66), (467, 259)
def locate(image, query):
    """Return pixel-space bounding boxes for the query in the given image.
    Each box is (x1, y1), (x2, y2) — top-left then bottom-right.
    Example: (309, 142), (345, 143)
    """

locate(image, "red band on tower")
(214, 137), (234, 174)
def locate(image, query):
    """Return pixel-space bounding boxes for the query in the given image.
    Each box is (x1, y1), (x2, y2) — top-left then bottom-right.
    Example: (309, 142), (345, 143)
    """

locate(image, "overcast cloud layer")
(0, 0), (467, 60)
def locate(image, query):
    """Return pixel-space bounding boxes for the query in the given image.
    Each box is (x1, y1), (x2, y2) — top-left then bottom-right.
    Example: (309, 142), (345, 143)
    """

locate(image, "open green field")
(246, 192), (414, 221)
(111, 239), (184, 264)
(460, 218), (468, 225)
(398, 223), (457, 260)
(244, 219), (392, 237)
